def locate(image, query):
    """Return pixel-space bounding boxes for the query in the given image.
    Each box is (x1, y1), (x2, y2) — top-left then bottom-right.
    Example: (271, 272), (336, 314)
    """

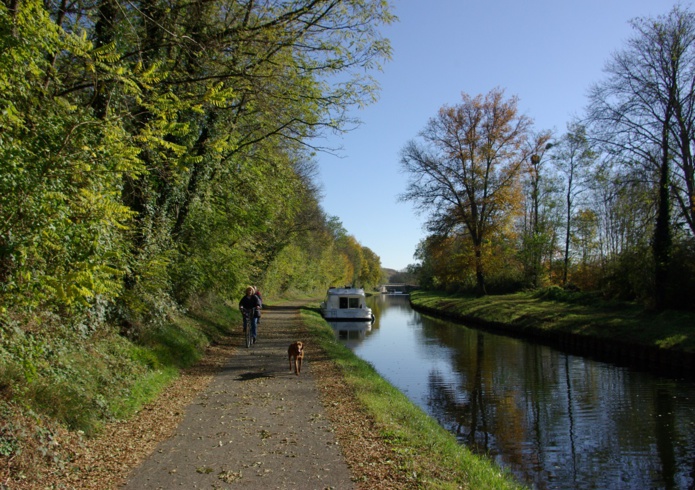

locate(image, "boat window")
(338, 297), (361, 309)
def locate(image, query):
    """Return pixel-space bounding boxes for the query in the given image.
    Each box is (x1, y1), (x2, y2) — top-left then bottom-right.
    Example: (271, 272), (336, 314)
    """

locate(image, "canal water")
(328, 294), (695, 490)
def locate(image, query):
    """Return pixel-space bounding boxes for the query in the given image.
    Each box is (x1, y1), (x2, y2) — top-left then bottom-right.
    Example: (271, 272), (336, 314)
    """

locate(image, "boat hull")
(320, 308), (374, 321)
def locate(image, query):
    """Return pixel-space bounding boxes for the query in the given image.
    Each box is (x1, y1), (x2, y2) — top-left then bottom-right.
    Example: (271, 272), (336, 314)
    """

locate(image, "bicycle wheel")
(244, 313), (252, 348)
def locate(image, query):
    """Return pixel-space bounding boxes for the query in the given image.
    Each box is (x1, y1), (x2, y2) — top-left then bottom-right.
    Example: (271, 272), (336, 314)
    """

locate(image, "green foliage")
(0, 317), (144, 433)
(0, 0), (136, 314)
(412, 234), (526, 295)
(110, 367), (178, 420)
(261, 211), (381, 297)
(0, 0), (394, 477)
(668, 240), (695, 311)
(600, 245), (653, 302)
(1, 0), (394, 323)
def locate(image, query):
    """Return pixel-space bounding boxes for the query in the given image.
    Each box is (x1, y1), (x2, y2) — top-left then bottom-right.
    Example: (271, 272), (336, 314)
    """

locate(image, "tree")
(0, 0), (394, 328)
(0, 0), (135, 312)
(553, 123), (597, 285)
(400, 88), (533, 295)
(587, 6), (695, 309)
(588, 160), (656, 299)
(358, 247), (382, 289)
(572, 208), (600, 287)
(521, 131), (555, 288)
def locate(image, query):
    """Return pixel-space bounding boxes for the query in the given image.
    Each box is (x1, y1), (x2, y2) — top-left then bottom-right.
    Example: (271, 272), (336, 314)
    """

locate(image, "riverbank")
(299, 305), (525, 490)
(409, 288), (695, 377)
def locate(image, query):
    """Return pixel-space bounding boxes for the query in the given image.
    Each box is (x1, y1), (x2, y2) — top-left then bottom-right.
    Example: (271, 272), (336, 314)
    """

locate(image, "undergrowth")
(0, 294), (237, 484)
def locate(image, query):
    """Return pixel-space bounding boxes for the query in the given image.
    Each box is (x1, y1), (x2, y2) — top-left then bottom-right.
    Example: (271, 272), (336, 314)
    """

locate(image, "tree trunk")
(653, 151), (672, 310)
(474, 242), (487, 296)
(92, 0), (118, 119)
(563, 181), (572, 286)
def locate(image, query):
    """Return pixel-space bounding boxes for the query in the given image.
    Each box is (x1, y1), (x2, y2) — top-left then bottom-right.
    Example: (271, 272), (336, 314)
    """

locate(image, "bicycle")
(242, 308), (253, 348)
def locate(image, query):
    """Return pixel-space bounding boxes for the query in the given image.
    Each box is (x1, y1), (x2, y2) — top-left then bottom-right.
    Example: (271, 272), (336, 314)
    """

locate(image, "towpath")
(121, 304), (356, 490)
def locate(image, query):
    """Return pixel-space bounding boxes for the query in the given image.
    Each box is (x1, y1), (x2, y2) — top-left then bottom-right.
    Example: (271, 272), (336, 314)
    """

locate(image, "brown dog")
(288, 341), (304, 376)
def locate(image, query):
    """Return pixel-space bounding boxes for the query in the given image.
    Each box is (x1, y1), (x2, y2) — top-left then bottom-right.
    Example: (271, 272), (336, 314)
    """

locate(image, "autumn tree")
(358, 247), (383, 289)
(400, 88), (534, 295)
(587, 5), (695, 309)
(413, 236), (461, 291)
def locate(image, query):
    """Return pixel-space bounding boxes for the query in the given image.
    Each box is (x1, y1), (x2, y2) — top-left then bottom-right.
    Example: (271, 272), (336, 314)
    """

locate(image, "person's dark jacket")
(239, 294), (261, 313)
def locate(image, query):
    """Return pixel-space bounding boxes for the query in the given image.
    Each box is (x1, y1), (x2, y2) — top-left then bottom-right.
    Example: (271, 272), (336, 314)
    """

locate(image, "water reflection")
(327, 321), (372, 348)
(333, 294), (695, 490)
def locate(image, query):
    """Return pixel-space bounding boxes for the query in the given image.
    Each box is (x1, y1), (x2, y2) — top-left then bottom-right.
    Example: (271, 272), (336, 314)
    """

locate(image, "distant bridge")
(377, 283), (418, 294)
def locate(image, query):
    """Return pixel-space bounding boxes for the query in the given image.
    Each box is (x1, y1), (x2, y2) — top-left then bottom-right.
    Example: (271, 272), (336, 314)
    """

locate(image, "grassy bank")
(0, 296), (239, 484)
(300, 307), (526, 490)
(409, 288), (695, 354)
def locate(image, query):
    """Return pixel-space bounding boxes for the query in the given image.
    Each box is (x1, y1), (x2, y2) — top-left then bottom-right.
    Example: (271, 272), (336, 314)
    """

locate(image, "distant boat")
(320, 287), (374, 322)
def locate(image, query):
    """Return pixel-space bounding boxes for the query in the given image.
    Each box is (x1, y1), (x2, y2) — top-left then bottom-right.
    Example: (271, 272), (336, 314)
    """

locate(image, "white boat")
(320, 287), (374, 321)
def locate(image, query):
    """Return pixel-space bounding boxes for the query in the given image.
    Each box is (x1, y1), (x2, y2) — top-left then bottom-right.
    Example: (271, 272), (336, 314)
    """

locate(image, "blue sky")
(315, 0), (686, 271)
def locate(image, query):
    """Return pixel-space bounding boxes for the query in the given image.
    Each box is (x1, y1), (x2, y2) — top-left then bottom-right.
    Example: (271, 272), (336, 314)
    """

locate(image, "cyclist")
(239, 286), (262, 344)
(253, 286), (262, 324)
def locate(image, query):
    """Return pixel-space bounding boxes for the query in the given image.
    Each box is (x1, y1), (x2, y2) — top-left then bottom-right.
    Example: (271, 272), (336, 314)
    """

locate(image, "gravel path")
(121, 304), (355, 490)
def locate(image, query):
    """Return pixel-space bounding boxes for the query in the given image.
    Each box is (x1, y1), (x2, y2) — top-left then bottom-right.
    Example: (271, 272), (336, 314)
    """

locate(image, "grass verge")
(299, 306), (526, 490)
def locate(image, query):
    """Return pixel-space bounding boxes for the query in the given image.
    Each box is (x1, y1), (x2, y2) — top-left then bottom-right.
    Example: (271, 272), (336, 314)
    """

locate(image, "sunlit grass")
(110, 366), (179, 420)
(300, 307), (527, 490)
(657, 334), (689, 349)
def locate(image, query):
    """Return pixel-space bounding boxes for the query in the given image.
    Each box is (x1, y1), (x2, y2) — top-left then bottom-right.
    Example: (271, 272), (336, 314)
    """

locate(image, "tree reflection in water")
(337, 295), (695, 490)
